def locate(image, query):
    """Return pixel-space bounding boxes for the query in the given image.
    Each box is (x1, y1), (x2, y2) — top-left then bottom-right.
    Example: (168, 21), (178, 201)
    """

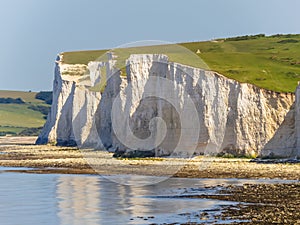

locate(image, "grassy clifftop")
(62, 34), (300, 93)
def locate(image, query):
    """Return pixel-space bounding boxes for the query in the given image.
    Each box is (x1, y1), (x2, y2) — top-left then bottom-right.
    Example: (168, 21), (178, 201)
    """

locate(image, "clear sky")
(0, 0), (299, 91)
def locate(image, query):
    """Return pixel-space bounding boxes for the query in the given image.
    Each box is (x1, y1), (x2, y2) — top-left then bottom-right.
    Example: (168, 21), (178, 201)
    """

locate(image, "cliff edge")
(37, 53), (299, 158)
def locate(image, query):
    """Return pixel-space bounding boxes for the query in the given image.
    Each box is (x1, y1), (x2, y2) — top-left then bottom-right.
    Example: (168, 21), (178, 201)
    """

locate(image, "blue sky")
(0, 0), (299, 91)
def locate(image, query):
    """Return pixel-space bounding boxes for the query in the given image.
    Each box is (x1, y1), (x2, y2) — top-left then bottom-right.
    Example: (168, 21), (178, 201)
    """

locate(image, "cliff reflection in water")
(56, 176), (101, 225)
(54, 174), (239, 225)
(2, 170), (289, 225)
(55, 175), (154, 225)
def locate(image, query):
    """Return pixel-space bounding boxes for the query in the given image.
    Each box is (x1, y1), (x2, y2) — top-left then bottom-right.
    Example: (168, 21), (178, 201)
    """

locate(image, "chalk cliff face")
(37, 53), (299, 158)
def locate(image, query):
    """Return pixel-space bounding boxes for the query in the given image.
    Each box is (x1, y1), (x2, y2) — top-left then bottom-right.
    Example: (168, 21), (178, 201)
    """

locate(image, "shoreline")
(0, 143), (300, 180)
(183, 182), (300, 224)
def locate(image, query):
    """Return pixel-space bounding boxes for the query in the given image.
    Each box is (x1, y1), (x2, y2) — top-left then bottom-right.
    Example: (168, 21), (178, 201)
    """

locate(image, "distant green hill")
(62, 34), (300, 93)
(0, 90), (51, 136)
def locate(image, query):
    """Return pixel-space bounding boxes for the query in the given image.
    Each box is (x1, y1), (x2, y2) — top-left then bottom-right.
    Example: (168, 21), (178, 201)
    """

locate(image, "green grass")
(0, 104), (45, 128)
(0, 91), (47, 135)
(62, 34), (300, 93)
(0, 126), (25, 134)
(62, 50), (107, 65)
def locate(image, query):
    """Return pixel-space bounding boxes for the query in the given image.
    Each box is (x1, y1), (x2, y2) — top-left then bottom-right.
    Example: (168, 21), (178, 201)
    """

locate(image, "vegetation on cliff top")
(62, 34), (300, 93)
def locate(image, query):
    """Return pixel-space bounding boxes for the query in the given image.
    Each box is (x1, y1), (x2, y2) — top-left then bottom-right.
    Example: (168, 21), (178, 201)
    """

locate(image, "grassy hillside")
(0, 90), (43, 103)
(62, 34), (300, 93)
(0, 90), (50, 136)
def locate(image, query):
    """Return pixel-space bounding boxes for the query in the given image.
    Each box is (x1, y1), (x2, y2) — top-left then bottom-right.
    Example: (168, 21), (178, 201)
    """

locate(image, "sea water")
(0, 167), (294, 225)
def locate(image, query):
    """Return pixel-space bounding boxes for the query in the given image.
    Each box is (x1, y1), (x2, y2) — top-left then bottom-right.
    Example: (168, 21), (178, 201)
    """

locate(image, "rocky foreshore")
(0, 143), (299, 180)
(0, 139), (299, 225)
(193, 183), (300, 225)
(161, 183), (300, 225)
(250, 157), (300, 164)
(219, 183), (300, 224)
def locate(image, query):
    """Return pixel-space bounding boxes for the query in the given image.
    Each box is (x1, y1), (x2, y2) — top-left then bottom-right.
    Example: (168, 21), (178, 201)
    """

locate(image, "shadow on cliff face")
(170, 66), (208, 156)
(92, 60), (200, 157)
(71, 92), (89, 148)
(127, 61), (182, 156)
(261, 103), (297, 158)
(56, 82), (77, 146)
(129, 96), (181, 156)
(94, 70), (123, 150)
(36, 79), (77, 146)
(73, 97), (87, 146)
(219, 79), (240, 155)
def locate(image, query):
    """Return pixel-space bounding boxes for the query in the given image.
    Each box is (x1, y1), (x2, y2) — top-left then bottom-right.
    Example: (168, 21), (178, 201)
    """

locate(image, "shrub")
(270, 34), (295, 38)
(28, 105), (50, 116)
(0, 97), (25, 104)
(19, 127), (43, 136)
(0, 131), (16, 136)
(35, 91), (53, 105)
(277, 39), (299, 44)
(225, 34), (265, 42)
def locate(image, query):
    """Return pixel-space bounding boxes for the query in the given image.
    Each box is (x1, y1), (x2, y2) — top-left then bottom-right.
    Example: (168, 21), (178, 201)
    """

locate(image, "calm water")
(0, 167), (294, 225)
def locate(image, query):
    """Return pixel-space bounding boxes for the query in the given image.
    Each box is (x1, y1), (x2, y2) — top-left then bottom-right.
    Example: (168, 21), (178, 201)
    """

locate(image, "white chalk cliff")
(37, 53), (300, 158)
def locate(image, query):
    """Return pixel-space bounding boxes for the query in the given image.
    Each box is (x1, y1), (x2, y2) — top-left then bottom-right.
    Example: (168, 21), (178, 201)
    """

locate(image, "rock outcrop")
(37, 53), (299, 158)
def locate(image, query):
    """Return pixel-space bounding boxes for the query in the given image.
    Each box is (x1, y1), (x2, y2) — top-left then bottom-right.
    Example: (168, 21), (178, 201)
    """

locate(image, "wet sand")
(0, 137), (299, 224)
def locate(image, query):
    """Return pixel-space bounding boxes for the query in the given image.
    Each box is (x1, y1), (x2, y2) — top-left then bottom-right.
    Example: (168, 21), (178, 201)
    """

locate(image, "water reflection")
(55, 175), (247, 225)
(56, 175), (157, 224)
(56, 176), (101, 225)
(0, 170), (295, 225)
